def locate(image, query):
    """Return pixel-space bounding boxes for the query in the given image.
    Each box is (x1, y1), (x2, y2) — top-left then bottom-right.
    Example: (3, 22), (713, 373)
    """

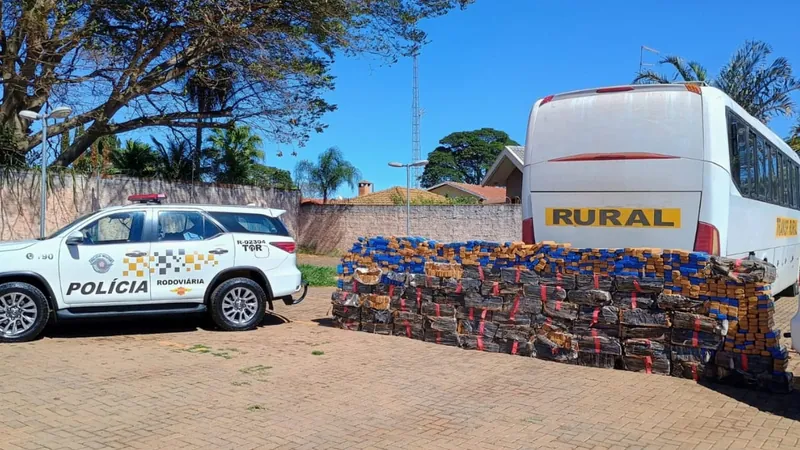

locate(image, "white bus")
(521, 83), (800, 301)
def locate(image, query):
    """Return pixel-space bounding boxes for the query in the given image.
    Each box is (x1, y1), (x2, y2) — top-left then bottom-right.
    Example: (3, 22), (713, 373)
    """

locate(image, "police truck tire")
(0, 282), (50, 343)
(209, 278), (267, 331)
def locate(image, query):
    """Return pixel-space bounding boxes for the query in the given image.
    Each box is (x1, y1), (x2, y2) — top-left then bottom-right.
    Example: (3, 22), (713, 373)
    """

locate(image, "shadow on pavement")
(43, 312), (289, 339)
(311, 317), (335, 327)
(699, 379), (800, 420)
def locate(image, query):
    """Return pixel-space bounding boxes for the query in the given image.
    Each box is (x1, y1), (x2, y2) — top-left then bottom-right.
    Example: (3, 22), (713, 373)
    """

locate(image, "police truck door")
(58, 210), (152, 305)
(148, 210), (234, 302)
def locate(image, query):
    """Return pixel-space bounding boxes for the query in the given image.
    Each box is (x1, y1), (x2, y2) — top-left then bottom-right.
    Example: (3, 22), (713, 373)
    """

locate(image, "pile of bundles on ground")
(332, 237), (793, 392)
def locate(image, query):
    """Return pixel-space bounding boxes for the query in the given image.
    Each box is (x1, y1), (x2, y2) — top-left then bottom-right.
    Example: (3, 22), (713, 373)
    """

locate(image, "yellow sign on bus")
(545, 208), (681, 228)
(776, 217), (798, 238)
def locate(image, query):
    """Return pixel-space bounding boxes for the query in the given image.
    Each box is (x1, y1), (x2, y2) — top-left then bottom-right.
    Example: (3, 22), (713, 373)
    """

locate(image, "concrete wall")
(297, 204), (522, 253)
(0, 172), (300, 241)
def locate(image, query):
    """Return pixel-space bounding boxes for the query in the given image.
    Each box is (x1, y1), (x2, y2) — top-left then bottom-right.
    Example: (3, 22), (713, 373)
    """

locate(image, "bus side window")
(781, 153), (789, 206)
(754, 132), (768, 201)
(769, 145), (779, 204)
(738, 123), (753, 197)
(794, 165), (800, 209)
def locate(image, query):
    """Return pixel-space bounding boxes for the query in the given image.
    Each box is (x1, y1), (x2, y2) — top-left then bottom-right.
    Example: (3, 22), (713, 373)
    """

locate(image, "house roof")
(482, 145), (525, 187)
(346, 186), (448, 205)
(427, 182), (507, 204)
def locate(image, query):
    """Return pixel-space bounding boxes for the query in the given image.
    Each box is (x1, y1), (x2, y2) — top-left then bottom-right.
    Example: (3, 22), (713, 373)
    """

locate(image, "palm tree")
(109, 139), (156, 177)
(634, 41), (799, 123)
(186, 66), (234, 182)
(634, 56), (709, 84)
(715, 41), (799, 122)
(787, 118), (800, 153)
(295, 147), (361, 204)
(206, 125), (265, 185)
(151, 137), (195, 181)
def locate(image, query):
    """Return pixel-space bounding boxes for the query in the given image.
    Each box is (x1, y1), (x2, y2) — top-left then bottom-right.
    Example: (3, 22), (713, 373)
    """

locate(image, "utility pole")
(411, 51), (422, 188)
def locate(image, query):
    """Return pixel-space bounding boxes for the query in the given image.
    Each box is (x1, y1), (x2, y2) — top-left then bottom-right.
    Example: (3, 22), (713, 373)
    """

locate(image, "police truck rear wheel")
(0, 282), (50, 343)
(210, 278), (267, 331)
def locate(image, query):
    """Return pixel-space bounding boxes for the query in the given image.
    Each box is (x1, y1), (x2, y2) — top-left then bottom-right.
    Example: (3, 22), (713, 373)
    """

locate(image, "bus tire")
(776, 281), (799, 299)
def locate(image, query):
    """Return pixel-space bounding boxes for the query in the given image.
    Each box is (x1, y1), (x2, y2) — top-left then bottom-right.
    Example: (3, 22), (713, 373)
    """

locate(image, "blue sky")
(140, 0), (800, 198)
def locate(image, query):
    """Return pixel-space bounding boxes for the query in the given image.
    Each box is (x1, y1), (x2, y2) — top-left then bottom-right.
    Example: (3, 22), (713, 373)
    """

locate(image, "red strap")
(691, 365), (698, 381)
(455, 281), (462, 294)
(436, 331), (442, 344)
(404, 319), (411, 338)
(343, 306), (348, 314)
(741, 354), (749, 371)
(477, 336), (484, 351)
(631, 292), (638, 309)
(416, 287), (422, 308)
(594, 336), (601, 354)
(593, 274), (599, 289)
(633, 279), (642, 293)
(480, 309), (488, 320)
(469, 307), (475, 321)
(515, 267), (521, 283)
(434, 303), (441, 317)
(540, 285), (547, 302)
(400, 298), (407, 311)
(426, 276), (432, 287)
(546, 317), (552, 325)
(509, 294), (520, 321)
(388, 285), (395, 297)
(478, 320), (486, 336)
(478, 266), (485, 281)
(511, 341), (519, 355)
(591, 307), (600, 325)
(735, 258), (742, 268)
(551, 346), (557, 355)
(645, 356), (653, 374)
(556, 272), (563, 285)
(693, 318), (701, 332)
(352, 280), (358, 293)
(692, 331), (699, 348)
(591, 329), (598, 337)
(492, 282), (499, 296)
(555, 300), (562, 311)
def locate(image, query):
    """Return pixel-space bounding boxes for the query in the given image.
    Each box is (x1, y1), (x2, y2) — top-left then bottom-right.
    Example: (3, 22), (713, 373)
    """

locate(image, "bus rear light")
(548, 152), (678, 162)
(694, 222), (720, 256)
(685, 84), (702, 95)
(596, 86), (635, 94)
(540, 95), (555, 106)
(522, 217), (535, 244)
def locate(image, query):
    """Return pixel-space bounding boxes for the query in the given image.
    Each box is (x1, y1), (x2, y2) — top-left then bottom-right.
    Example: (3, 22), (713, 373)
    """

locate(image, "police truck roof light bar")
(128, 193), (167, 204)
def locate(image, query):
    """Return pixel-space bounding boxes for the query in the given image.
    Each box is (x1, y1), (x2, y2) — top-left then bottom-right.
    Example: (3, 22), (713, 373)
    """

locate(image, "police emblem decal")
(89, 253), (115, 274)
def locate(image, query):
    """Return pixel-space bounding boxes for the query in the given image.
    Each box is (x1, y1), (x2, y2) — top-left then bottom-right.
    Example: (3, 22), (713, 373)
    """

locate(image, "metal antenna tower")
(639, 45), (660, 75)
(411, 51), (422, 188)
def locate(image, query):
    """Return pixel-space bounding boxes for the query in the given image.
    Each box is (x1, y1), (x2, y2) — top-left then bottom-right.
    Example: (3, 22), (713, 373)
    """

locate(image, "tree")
(151, 136), (195, 181)
(420, 128), (519, 187)
(634, 56), (709, 84)
(634, 41), (799, 123)
(295, 147), (360, 203)
(108, 139), (156, 177)
(251, 165), (295, 190)
(206, 125), (265, 185)
(186, 65), (233, 180)
(788, 118), (800, 153)
(0, 1), (471, 167)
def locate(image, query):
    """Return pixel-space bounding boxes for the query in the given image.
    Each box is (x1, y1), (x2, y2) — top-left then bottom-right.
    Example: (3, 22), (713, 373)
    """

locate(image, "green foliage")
(388, 192), (479, 205)
(206, 125), (265, 184)
(2, 1), (472, 166)
(0, 124), (25, 169)
(109, 139), (157, 177)
(634, 41), (799, 123)
(420, 128), (519, 187)
(788, 119), (800, 153)
(298, 264), (338, 287)
(295, 147), (361, 203)
(251, 165), (295, 190)
(151, 137), (196, 182)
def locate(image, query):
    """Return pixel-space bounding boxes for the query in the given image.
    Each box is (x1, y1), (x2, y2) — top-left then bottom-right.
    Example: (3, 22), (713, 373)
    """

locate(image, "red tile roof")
(428, 182), (508, 204)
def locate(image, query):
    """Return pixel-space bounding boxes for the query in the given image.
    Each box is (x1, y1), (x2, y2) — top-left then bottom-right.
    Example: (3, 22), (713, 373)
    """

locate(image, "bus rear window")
(209, 212), (290, 237)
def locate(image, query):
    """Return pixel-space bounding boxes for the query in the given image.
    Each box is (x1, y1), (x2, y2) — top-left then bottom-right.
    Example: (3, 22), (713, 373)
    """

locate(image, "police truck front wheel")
(0, 282), (50, 343)
(209, 278), (267, 331)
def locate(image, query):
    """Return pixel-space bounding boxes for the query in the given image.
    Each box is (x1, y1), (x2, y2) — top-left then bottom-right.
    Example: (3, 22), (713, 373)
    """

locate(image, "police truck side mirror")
(65, 231), (85, 246)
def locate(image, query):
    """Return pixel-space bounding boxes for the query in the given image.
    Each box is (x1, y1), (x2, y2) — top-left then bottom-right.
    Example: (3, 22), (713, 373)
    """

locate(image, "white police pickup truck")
(0, 193), (306, 342)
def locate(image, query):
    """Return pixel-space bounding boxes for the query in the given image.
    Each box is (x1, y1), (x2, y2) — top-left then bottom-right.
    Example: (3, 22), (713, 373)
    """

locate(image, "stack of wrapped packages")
(332, 237), (793, 392)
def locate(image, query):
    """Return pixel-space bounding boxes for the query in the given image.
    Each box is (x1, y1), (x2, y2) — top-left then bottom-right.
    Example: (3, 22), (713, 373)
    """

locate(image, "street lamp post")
(19, 106), (73, 238)
(388, 160), (428, 236)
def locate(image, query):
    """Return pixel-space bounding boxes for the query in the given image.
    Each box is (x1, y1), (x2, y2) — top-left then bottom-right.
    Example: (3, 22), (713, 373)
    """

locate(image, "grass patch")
(239, 364), (272, 375)
(185, 344), (211, 354)
(299, 264), (338, 287)
(311, 350), (325, 356)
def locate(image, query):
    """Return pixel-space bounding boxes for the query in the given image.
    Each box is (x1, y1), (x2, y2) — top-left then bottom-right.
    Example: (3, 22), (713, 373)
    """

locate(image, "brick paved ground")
(2, 288), (800, 450)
